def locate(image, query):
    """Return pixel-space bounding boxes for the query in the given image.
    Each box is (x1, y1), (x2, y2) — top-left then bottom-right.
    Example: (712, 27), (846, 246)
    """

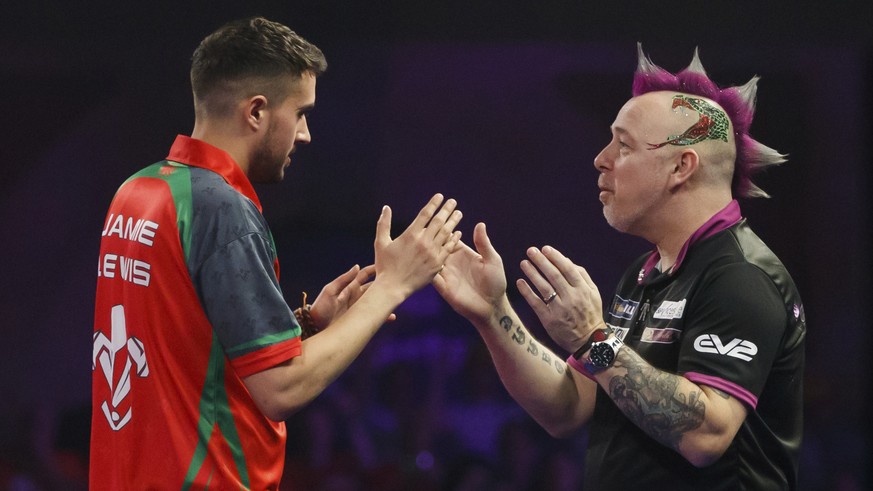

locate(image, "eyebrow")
(611, 126), (634, 139)
(297, 103), (316, 113)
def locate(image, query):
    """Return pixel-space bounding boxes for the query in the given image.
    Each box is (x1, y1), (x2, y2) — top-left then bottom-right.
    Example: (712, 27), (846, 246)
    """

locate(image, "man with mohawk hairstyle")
(435, 44), (805, 490)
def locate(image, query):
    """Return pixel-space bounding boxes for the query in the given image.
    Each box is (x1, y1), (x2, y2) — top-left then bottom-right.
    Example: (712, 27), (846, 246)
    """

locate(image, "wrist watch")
(584, 335), (624, 373)
(572, 326), (613, 361)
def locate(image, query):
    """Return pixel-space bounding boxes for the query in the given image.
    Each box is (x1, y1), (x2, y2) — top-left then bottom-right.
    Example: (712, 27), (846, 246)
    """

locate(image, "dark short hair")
(191, 17), (327, 112)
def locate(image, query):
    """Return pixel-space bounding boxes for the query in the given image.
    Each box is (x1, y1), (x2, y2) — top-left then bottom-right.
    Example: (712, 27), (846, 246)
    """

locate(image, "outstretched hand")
(372, 193), (463, 300)
(516, 246), (607, 353)
(310, 264), (396, 328)
(433, 222), (508, 323)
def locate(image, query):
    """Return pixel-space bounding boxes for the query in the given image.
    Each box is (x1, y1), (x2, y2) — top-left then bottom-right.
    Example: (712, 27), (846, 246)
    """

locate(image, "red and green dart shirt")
(91, 135), (302, 490)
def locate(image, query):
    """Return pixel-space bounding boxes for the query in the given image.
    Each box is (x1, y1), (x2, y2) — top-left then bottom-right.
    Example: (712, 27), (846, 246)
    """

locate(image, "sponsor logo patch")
(653, 299), (686, 320)
(641, 327), (681, 344)
(693, 334), (758, 362)
(609, 296), (639, 320)
(607, 324), (630, 342)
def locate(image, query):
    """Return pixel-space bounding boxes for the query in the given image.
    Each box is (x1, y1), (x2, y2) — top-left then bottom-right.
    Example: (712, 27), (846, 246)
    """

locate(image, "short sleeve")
(678, 263), (787, 407)
(197, 232), (302, 373)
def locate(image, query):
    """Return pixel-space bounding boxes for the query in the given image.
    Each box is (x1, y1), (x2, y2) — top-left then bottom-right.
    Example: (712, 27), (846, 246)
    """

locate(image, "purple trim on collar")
(637, 200), (742, 284)
(166, 135), (263, 213)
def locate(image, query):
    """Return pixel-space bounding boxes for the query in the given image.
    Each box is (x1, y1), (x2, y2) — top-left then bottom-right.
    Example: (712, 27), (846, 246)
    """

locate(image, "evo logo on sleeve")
(693, 334), (758, 362)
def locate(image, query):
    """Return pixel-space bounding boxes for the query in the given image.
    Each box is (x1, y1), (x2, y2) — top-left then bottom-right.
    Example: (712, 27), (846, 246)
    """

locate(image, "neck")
(191, 120), (251, 174)
(651, 190), (732, 270)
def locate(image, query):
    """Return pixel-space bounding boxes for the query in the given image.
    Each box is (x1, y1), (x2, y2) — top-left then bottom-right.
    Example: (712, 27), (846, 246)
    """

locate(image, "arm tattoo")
(499, 316), (565, 375)
(608, 348), (705, 451)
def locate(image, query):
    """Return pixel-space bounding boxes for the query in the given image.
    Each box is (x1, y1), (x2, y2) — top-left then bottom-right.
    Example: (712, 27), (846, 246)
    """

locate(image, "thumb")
(375, 205), (392, 247)
(473, 222), (500, 261)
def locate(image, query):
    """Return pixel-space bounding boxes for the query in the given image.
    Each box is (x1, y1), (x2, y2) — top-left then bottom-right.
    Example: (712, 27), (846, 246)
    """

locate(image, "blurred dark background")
(1, 1), (870, 489)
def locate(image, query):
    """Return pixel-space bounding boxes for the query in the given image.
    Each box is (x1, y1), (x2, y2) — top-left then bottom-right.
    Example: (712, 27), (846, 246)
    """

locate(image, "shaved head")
(635, 91), (736, 189)
(633, 44), (786, 198)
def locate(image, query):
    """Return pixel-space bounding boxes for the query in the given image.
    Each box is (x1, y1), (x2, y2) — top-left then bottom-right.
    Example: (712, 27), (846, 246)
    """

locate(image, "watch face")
(589, 342), (615, 368)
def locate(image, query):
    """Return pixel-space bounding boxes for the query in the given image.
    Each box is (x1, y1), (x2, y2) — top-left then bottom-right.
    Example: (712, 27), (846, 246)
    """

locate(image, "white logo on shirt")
(92, 305), (150, 430)
(693, 334), (758, 362)
(653, 299), (686, 319)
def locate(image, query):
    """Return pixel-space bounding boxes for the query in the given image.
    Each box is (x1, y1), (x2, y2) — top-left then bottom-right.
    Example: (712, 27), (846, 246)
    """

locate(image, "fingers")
(425, 198), (460, 242)
(541, 246), (584, 287)
(516, 278), (549, 316)
(522, 247), (564, 298)
(523, 246), (584, 298)
(433, 235), (472, 293)
(356, 264), (376, 284)
(322, 264), (361, 295)
(374, 205), (392, 248)
(441, 230), (463, 256)
(432, 208), (463, 246)
(408, 193), (445, 231)
(576, 265), (597, 290)
(519, 256), (556, 301)
(379, 194), (461, 248)
(347, 265), (376, 302)
(340, 263), (362, 284)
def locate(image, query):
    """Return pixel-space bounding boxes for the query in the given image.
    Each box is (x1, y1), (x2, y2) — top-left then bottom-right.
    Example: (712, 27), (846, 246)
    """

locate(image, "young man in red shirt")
(91, 17), (462, 489)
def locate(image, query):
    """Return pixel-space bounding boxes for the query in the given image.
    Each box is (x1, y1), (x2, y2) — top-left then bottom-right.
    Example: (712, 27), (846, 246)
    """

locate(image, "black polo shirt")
(584, 218), (805, 491)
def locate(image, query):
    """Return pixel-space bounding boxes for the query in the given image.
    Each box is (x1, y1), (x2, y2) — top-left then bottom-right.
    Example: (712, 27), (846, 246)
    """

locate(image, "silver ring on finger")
(544, 291), (558, 304)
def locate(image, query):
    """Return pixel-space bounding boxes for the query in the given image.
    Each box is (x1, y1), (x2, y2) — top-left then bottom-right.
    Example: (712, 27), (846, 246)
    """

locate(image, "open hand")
(310, 264), (396, 328)
(433, 222), (508, 323)
(372, 193), (463, 299)
(516, 246), (607, 353)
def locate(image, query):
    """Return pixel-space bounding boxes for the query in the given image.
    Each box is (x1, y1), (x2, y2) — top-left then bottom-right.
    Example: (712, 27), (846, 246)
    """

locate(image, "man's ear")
(669, 149), (699, 188)
(244, 95), (269, 131)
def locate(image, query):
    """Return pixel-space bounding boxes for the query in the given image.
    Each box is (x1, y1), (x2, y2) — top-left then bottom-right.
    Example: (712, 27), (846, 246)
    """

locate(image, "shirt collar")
(166, 135), (263, 213)
(637, 200), (742, 284)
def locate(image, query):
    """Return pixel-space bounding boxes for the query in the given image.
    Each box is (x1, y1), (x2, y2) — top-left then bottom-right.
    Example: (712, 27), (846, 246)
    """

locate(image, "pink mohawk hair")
(633, 43), (786, 198)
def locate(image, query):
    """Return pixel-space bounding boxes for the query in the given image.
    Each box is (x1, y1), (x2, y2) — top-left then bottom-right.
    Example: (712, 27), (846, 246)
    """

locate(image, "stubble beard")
(249, 132), (287, 184)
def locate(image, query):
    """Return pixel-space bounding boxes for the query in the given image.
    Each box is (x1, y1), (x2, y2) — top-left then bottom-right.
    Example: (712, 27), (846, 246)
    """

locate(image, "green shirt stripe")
(225, 328), (300, 354)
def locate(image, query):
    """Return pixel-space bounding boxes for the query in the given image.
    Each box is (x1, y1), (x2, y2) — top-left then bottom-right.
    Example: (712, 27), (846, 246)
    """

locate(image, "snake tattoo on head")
(647, 94), (730, 150)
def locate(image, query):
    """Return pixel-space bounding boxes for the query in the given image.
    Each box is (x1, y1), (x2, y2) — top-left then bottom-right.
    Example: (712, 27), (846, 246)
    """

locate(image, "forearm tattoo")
(608, 348), (705, 451)
(499, 315), (566, 376)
